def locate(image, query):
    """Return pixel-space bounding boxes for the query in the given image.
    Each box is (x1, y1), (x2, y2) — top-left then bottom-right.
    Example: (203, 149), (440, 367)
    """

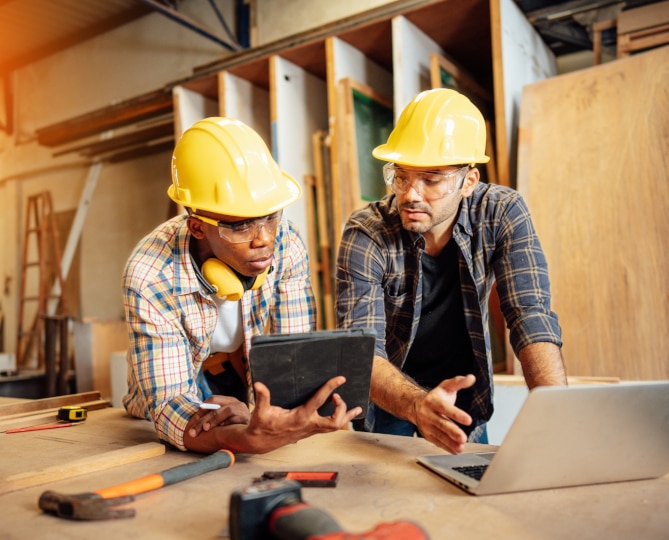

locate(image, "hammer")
(38, 449), (234, 520)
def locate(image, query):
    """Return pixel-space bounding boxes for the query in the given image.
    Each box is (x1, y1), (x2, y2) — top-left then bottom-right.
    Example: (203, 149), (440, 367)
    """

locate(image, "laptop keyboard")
(453, 464), (488, 480)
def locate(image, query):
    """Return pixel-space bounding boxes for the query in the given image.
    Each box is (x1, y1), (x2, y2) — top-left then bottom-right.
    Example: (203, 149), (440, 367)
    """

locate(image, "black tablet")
(248, 328), (376, 419)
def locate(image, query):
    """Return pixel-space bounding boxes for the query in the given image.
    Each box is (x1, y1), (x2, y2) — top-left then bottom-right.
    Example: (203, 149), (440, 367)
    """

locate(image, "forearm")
(518, 342), (567, 388)
(183, 423), (275, 454)
(369, 356), (427, 425)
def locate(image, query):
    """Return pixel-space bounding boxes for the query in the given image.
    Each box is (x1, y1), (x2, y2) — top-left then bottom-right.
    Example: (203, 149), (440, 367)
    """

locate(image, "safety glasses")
(383, 163), (469, 199)
(194, 210), (283, 243)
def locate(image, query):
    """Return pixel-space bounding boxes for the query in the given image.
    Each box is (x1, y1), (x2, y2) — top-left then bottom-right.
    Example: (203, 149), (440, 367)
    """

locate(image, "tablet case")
(249, 328), (376, 418)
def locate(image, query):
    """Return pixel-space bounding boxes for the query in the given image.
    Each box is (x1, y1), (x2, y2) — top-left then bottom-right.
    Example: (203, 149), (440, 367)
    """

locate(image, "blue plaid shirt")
(122, 215), (315, 450)
(336, 183), (562, 425)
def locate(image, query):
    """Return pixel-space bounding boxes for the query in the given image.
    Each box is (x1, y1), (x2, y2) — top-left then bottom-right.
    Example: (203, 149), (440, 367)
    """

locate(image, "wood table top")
(1, 406), (667, 539)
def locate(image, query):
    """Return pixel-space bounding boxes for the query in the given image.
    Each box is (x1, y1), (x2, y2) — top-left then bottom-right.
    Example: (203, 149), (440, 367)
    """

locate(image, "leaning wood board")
(516, 46), (669, 380)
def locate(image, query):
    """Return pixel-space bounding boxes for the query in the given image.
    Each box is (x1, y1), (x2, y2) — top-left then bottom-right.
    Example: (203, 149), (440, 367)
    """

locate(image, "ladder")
(16, 191), (69, 369)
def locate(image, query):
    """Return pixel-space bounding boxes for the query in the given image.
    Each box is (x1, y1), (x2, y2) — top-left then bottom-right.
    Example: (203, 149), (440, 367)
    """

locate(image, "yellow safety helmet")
(373, 88), (490, 167)
(168, 117), (301, 217)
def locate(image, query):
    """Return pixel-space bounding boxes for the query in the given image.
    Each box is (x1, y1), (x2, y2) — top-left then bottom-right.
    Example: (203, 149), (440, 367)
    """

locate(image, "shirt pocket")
(384, 276), (412, 302)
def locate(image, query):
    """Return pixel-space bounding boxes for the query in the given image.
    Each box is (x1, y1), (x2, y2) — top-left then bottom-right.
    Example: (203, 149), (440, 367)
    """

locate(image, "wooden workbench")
(1, 406), (667, 539)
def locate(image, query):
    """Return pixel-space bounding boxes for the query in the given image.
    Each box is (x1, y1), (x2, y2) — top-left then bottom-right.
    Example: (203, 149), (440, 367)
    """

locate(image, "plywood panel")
(172, 85), (218, 138)
(270, 55), (328, 245)
(327, 36), (393, 243)
(218, 71), (271, 144)
(517, 46), (669, 380)
(391, 15), (441, 118)
(491, 0), (557, 188)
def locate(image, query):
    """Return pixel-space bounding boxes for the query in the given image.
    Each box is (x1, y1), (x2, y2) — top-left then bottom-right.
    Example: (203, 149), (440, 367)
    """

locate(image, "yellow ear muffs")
(202, 259), (269, 301)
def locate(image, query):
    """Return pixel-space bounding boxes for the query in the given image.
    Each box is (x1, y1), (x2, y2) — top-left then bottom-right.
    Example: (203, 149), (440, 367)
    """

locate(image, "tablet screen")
(249, 328), (375, 418)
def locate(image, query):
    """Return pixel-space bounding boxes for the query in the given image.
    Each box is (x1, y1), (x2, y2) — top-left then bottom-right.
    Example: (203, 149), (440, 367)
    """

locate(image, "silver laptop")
(417, 381), (669, 495)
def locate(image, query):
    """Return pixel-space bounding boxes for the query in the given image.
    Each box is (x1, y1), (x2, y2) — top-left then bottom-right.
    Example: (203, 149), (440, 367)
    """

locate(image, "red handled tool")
(230, 479), (429, 540)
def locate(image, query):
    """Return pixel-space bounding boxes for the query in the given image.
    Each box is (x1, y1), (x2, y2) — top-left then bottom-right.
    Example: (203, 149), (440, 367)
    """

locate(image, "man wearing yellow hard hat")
(336, 89), (566, 453)
(122, 118), (360, 454)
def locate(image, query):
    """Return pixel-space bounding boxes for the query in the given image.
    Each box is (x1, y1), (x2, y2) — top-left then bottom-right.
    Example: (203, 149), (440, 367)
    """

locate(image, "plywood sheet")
(517, 46), (669, 380)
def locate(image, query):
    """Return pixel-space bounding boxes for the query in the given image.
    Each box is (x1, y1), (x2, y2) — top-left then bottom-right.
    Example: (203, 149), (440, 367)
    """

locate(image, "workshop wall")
(0, 0), (396, 356)
(255, 0), (392, 45)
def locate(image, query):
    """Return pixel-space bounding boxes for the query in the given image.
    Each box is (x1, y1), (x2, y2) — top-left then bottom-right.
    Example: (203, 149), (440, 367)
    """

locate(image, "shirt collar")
(171, 215), (212, 296)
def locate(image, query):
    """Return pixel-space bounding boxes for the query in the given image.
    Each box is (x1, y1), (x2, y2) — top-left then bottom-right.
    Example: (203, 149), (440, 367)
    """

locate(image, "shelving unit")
(33, 0), (557, 353)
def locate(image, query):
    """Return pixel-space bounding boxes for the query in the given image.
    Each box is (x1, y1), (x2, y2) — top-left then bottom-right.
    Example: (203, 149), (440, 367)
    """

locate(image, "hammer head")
(38, 490), (136, 520)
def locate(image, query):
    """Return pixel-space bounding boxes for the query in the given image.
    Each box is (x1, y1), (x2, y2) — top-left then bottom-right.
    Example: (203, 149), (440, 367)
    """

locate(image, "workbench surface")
(2, 406), (667, 539)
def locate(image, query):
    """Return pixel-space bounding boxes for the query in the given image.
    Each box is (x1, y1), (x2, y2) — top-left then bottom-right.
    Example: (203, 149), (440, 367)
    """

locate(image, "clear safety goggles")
(194, 210), (283, 244)
(383, 163), (469, 199)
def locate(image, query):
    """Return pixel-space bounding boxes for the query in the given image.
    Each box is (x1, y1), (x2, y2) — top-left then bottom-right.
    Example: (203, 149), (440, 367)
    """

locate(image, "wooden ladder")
(16, 191), (69, 369)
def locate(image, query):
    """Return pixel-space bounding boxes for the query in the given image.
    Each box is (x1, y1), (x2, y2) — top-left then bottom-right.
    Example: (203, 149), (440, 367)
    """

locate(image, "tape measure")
(57, 406), (87, 422)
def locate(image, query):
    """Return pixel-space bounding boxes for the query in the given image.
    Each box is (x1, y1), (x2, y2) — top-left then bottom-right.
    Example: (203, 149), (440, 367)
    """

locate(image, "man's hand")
(187, 396), (250, 439)
(184, 376), (361, 454)
(241, 376), (362, 454)
(415, 375), (476, 455)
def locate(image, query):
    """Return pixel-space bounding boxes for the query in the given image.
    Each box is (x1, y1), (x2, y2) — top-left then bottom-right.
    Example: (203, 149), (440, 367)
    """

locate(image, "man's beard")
(399, 200), (459, 235)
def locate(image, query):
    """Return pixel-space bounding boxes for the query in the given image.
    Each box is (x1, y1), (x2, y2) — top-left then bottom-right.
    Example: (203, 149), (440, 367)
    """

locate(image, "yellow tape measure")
(57, 406), (87, 422)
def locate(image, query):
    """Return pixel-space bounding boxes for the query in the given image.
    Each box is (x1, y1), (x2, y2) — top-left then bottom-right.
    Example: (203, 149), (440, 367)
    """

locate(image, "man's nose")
(250, 222), (273, 246)
(404, 179), (425, 200)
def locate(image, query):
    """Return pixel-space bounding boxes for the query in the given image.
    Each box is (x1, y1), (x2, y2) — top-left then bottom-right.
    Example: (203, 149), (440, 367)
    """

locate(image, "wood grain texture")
(0, 391), (102, 417)
(517, 46), (669, 380)
(0, 407), (667, 539)
(0, 442), (165, 495)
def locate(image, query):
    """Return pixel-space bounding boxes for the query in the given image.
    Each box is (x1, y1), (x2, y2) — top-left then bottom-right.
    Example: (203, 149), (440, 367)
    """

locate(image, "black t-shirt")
(403, 238), (475, 414)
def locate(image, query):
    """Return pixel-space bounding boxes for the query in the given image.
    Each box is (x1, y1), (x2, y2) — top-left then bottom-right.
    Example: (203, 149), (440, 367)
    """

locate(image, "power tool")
(229, 479), (429, 540)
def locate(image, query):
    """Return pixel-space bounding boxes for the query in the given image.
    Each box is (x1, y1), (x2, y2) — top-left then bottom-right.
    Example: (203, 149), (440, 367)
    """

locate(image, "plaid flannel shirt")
(335, 182), (562, 426)
(122, 215), (315, 450)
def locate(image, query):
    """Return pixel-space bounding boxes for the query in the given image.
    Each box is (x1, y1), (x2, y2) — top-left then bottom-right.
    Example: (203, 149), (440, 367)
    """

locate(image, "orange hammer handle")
(95, 474), (165, 499)
(94, 449), (234, 499)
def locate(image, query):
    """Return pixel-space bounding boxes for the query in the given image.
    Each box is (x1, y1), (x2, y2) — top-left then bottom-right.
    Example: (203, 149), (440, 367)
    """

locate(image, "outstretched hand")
(244, 376), (362, 453)
(415, 374), (476, 454)
(185, 376), (361, 454)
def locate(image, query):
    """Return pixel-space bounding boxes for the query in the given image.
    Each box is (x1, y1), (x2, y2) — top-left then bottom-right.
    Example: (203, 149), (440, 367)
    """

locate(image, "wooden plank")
(270, 54), (328, 256)
(617, 0), (669, 34)
(429, 52), (492, 106)
(303, 173), (323, 328)
(393, 15), (440, 114)
(312, 130), (335, 330)
(35, 88), (174, 147)
(52, 121), (174, 158)
(491, 0), (557, 189)
(339, 77), (393, 214)
(0, 399), (110, 431)
(325, 37), (343, 254)
(592, 19), (617, 65)
(326, 36), (393, 254)
(218, 71), (271, 146)
(0, 442), (165, 495)
(0, 391), (102, 417)
(618, 22), (669, 57)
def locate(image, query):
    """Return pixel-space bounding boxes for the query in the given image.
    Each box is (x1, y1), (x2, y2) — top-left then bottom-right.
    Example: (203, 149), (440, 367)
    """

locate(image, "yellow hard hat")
(168, 117), (301, 217)
(373, 88), (490, 167)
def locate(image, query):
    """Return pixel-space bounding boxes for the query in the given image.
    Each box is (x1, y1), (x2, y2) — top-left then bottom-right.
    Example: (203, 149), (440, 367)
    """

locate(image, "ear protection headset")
(202, 259), (270, 301)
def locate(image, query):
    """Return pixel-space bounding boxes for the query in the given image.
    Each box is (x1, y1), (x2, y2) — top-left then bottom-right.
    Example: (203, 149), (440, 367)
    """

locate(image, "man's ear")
(461, 167), (480, 198)
(187, 215), (207, 239)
